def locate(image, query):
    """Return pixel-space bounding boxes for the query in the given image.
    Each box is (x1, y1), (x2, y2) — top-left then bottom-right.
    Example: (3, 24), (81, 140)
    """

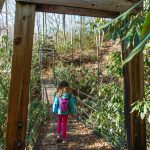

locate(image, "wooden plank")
(36, 4), (119, 18)
(122, 43), (146, 150)
(16, 0), (142, 13)
(6, 2), (35, 150)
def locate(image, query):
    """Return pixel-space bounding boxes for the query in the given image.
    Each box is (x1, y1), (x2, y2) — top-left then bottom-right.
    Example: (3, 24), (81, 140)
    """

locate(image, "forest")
(0, 0), (150, 149)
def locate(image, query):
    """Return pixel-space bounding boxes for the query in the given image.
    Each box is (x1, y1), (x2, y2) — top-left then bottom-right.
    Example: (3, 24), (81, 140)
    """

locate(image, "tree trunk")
(54, 14), (60, 46)
(70, 15), (74, 61)
(79, 16), (83, 50)
(0, 0), (5, 12)
(62, 14), (66, 44)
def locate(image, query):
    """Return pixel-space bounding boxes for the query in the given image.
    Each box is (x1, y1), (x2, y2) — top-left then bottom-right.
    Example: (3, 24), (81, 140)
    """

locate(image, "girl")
(52, 80), (75, 144)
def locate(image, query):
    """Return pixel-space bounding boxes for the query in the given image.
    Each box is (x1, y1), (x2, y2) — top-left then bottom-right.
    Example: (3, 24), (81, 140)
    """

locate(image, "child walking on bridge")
(52, 80), (75, 144)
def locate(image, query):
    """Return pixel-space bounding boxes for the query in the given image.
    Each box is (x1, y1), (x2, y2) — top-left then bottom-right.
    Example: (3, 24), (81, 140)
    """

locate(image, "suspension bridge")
(0, 0), (149, 150)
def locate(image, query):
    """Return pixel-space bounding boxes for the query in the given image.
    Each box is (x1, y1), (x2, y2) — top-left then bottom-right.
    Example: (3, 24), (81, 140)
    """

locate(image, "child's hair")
(56, 80), (71, 97)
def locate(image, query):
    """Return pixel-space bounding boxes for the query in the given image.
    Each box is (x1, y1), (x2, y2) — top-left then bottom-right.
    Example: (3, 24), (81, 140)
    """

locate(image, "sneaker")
(56, 135), (61, 143)
(62, 139), (67, 144)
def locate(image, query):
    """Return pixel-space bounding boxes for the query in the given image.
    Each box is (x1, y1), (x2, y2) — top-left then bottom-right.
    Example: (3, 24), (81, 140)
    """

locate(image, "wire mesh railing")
(73, 86), (126, 149)
(0, 1), (13, 147)
(74, 85), (150, 149)
(0, 73), (9, 150)
(25, 85), (50, 149)
(147, 122), (150, 148)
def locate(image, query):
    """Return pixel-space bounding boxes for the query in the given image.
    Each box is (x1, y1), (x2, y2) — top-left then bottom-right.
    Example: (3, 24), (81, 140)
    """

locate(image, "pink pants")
(57, 115), (68, 139)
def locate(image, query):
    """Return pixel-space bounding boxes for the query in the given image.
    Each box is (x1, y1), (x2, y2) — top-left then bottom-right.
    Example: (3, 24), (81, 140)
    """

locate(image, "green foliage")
(56, 41), (72, 54)
(131, 99), (150, 122)
(108, 51), (123, 77)
(35, 36), (55, 70)
(38, 36), (55, 49)
(54, 64), (98, 95)
(0, 35), (12, 149)
(92, 0), (150, 64)
(54, 63), (77, 88)
(96, 83), (125, 147)
(54, 52), (125, 148)
(78, 66), (97, 94)
(123, 31), (150, 65)
(30, 43), (41, 100)
(144, 45), (150, 80)
(123, 10), (150, 64)
(131, 44), (150, 123)
(83, 82), (124, 148)
(26, 40), (50, 147)
(142, 11), (150, 36)
(98, 0), (144, 31)
(0, 35), (50, 148)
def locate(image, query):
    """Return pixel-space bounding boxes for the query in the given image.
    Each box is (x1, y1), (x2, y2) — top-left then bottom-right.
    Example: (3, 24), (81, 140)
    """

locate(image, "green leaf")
(123, 31), (150, 65)
(131, 102), (140, 113)
(148, 115), (150, 123)
(131, 105), (137, 113)
(142, 11), (150, 36)
(144, 104), (147, 115)
(112, 29), (118, 41)
(140, 112), (145, 120)
(134, 31), (140, 48)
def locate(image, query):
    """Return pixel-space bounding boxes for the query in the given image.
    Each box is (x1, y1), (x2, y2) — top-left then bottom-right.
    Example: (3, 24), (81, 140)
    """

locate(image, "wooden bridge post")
(6, 2), (35, 150)
(122, 44), (146, 150)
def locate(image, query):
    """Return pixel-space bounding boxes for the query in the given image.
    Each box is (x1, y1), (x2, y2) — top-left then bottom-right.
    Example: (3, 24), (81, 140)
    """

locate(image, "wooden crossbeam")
(36, 4), (119, 18)
(16, 0), (142, 13)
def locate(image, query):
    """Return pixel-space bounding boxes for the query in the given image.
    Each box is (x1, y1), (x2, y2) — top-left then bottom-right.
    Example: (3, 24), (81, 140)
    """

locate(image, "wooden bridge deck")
(33, 118), (114, 150)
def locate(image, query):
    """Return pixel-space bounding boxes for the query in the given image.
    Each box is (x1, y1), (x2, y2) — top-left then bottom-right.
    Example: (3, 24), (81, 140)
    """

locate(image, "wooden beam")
(122, 43), (146, 150)
(6, 2), (35, 150)
(16, 0), (142, 13)
(36, 4), (119, 18)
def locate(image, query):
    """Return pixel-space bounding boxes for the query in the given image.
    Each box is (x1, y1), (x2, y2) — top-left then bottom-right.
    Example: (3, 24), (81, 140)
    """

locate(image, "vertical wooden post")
(6, 2), (35, 150)
(122, 43), (146, 150)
